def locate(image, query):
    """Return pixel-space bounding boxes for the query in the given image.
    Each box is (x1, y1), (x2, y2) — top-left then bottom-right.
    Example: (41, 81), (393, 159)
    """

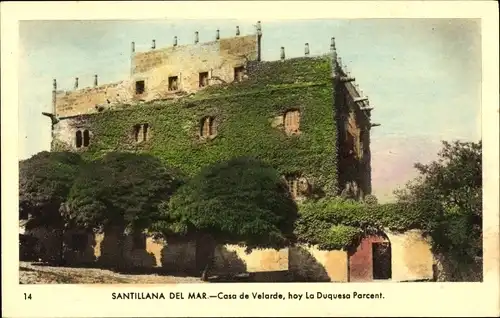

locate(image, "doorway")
(372, 242), (391, 280)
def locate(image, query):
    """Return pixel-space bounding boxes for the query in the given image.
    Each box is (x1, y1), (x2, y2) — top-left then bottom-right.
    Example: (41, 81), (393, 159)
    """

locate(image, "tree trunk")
(198, 233), (216, 281)
(59, 227), (65, 266)
(116, 227), (126, 271)
(201, 246), (215, 281)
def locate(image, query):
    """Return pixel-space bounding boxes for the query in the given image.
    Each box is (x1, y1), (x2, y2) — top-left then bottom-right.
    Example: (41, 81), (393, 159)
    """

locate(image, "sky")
(18, 19), (482, 202)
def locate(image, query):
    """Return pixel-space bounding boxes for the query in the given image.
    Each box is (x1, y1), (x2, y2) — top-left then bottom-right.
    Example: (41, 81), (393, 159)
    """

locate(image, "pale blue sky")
(18, 19), (481, 200)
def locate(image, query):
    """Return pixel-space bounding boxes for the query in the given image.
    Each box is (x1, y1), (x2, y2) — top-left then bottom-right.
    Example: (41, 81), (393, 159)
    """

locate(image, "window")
(168, 76), (179, 91)
(372, 242), (392, 280)
(69, 233), (88, 252)
(135, 80), (145, 95)
(76, 130), (83, 148)
(234, 66), (244, 82)
(142, 124), (149, 142)
(133, 124), (150, 143)
(200, 117), (215, 138)
(76, 129), (90, 148)
(83, 130), (90, 147)
(284, 110), (301, 134)
(132, 233), (146, 250)
(199, 72), (209, 88)
(285, 175), (299, 199)
(133, 124), (141, 142)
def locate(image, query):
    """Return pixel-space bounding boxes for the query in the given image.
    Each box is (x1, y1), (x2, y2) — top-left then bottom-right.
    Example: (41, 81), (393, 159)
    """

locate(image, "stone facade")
(48, 29), (374, 199)
(33, 23), (405, 279)
(53, 35), (258, 118)
(22, 226), (433, 282)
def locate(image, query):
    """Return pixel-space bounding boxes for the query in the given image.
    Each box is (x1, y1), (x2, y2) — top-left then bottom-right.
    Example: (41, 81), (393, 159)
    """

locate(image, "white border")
(2, 1), (499, 317)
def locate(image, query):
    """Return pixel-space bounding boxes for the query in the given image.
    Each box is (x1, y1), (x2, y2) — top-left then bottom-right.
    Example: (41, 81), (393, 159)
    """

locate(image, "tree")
(156, 157), (299, 281)
(65, 152), (185, 234)
(19, 151), (84, 230)
(19, 151), (84, 264)
(395, 140), (482, 280)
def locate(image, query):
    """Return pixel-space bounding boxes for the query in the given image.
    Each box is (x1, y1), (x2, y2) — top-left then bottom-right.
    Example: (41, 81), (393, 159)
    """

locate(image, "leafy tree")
(156, 157), (299, 281)
(19, 151), (84, 230)
(65, 152), (184, 235)
(395, 140), (482, 280)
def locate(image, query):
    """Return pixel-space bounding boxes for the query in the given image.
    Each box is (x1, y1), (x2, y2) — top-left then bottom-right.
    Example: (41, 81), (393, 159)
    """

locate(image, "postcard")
(2, 1), (499, 317)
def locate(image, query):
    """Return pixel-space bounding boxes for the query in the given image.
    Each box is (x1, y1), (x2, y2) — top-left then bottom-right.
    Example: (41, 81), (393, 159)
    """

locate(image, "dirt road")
(19, 261), (203, 284)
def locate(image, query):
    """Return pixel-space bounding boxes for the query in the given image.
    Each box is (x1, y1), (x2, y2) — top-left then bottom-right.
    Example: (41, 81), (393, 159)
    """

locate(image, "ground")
(19, 262), (202, 284)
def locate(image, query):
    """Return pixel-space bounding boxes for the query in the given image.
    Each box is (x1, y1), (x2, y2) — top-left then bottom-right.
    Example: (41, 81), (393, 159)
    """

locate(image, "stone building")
(25, 22), (433, 282)
(45, 22), (374, 200)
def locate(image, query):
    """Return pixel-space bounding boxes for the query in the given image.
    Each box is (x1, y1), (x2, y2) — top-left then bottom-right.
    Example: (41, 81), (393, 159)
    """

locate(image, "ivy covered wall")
(52, 56), (341, 197)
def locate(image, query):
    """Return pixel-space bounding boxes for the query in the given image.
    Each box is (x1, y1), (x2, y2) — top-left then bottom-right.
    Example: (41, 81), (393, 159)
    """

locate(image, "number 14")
(24, 293), (32, 300)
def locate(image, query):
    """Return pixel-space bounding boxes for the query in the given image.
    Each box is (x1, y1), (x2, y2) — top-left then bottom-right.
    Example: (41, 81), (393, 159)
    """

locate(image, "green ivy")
(51, 55), (423, 251)
(58, 56), (340, 197)
(294, 198), (425, 250)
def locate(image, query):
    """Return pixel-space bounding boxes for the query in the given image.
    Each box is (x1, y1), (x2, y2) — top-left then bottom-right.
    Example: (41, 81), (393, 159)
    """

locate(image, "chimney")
(304, 43), (310, 56)
(330, 37), (338, 77)
(194, 31), (199, 44)
(94, 74), (98, 87)
(74, 77), (79, 89)
(52, 79), (57, 114)
(151, 39), (156, 49)
(173, 36), (178, 47)
(130, 42), (136, 77)
(236, 26), (240, 36)
(216, 29), (220, 40)
(280, 47), (285, 61)
(256, 21), (262, 62)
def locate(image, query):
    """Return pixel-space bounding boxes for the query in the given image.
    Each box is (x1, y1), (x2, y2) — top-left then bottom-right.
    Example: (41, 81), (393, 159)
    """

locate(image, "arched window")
(75, 130), (83, 148)
(133, 124), (150, 143)
(133, 124), (141, 142)
(285, 175), (299, 199)
(285, 175), (309, 200)
(83, 130), (90, 147)
(284, 110), (300, 134)
(200, 117), (215, 138)
(142, 124), (149, 142)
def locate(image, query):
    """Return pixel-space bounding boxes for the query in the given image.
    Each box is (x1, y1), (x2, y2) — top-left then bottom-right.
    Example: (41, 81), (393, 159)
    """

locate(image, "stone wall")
(130, 35), (257, 100)
(62, 229), (97, 265)
(348, 230), (433, 282)
(51, 116), (95, 151)
(289, 245), (348, 282)
(387, 230), (434, 282)
(336, 73), (373, 198)
(53, 35), (258, 118)
(23, 226), (63, 263)
(22, 227), (434, 282)
(55, 81), (134, 118)
(212, 245), (289, 274)
(23, 227), (97, 265)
